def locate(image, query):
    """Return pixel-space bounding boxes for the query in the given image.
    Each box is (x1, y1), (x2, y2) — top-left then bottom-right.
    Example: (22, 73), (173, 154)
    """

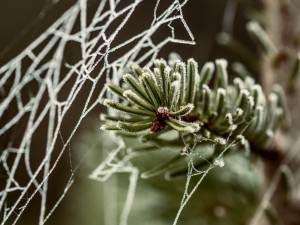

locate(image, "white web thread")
(172, 133), (241, 225)
(89, 133), (139, 225)
(0, 0), (194, 224)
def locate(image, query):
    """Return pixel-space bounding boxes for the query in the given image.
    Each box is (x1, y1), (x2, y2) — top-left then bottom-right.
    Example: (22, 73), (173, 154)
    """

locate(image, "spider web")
(93, 122), (244, 225)
(0, 0), (195, 224)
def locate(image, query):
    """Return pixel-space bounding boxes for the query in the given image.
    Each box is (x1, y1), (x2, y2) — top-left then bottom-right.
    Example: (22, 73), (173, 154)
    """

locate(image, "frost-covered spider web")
(94, 120), (247, 225)
(0, 0), (196, 224)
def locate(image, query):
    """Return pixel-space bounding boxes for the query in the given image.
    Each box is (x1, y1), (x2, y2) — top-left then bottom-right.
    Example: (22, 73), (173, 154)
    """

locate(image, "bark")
(259, 0), (300, 224)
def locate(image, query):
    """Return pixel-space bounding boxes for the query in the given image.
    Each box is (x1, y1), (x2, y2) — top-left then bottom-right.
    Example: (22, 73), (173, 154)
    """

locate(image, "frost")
(215, 58), (228, 69)
(0, 0), (195, 224)
(248, 96), (255, 107)
(0, 1), (250, 224)
(215, 137), (227, 145)
(236, 108), (244, 115)
(241, 89), (250, 96)
(214, 158), (225, 167)
(226, 113), (233, 125)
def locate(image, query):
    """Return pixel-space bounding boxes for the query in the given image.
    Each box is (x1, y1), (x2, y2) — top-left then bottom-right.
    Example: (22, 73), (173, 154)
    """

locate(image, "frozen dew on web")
(214, 158), (225, 168)
(0, 0), (195, 224)
(101, 49), (286, 225)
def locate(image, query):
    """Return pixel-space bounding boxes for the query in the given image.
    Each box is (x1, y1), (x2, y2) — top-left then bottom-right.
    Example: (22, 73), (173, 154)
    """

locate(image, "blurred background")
(0, 0), (264, 224)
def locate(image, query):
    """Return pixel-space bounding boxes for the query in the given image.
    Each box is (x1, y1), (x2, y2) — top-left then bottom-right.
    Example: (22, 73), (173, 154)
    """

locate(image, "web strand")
(0, 0), (194, 224)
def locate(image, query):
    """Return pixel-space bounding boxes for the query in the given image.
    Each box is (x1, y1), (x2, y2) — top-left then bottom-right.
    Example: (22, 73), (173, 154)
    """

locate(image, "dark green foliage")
(101, 57), (285, 179)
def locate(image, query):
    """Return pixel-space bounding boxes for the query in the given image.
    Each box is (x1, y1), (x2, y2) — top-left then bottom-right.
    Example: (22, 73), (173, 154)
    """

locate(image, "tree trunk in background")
(260, 0), (300, 224)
